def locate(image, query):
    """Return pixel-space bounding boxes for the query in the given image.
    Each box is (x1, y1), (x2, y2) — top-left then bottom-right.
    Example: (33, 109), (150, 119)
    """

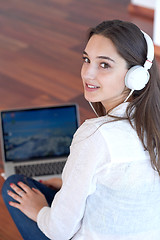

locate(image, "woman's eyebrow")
(98, 56), (115, 62)
(83, 51), (88, 55)
(83, 51), (115, 63)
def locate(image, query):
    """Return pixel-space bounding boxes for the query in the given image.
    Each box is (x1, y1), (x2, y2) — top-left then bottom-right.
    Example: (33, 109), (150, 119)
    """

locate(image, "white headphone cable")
(124, 89), (134, 103)
(88, 102), (99, 117)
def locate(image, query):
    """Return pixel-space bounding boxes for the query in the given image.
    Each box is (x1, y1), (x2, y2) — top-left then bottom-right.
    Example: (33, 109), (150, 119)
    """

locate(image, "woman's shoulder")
(72, 116), (105, 143)
(73, 102), (132, 142)
(77, 116), (107, 133)
(72, 114), (116, 144)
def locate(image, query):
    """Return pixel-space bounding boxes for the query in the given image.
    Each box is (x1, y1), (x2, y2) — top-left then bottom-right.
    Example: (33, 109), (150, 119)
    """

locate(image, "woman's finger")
(7, 190), (22, 203)
(9, 200), (22, 209)
(32, 187), (44, 196)
(9, 183), (26, 196)
(17, 181), (31, 193)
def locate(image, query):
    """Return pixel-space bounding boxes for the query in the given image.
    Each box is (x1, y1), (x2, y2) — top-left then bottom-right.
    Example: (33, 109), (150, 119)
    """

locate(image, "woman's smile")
(85, 83), (100, 91)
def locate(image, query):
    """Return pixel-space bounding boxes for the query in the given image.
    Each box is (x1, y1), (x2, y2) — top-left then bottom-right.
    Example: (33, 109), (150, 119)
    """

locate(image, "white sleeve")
(37, 121), (110, 240)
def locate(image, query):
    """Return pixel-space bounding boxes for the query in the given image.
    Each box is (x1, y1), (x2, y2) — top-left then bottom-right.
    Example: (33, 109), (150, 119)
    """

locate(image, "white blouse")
(37, 102), (160, 240)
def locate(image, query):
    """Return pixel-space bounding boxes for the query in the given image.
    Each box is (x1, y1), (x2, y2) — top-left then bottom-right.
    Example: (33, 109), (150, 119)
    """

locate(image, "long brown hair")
(87, 20), (160, 175)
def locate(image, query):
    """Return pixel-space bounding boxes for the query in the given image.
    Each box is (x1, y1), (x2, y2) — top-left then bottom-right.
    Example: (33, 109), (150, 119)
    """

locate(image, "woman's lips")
(85, 83), (100, 91)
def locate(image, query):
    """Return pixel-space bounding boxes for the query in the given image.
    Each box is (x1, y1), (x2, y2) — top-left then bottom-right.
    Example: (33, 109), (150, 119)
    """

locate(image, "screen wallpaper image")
(2, 107), (78, 162)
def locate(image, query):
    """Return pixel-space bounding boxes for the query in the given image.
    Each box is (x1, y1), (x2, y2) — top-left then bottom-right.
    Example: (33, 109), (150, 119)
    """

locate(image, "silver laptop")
(0, 104), (79, 180)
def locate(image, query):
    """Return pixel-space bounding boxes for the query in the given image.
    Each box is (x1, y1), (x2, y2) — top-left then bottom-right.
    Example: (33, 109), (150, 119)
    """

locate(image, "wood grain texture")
(0, 0), (159, 239)
(128, 3), (154, 20)
(155, 45), (160, 58)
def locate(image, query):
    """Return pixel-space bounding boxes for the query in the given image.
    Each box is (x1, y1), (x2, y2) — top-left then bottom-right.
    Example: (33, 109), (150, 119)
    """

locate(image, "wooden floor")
(0, 0), (159, 239)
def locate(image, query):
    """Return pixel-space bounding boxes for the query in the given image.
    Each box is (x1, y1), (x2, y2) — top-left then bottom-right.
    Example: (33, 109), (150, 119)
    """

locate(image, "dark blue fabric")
(2, 174), (58, 240)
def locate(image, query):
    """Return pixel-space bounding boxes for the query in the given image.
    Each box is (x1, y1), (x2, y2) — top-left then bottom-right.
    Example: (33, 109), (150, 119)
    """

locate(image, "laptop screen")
(1, 104), (79, 162)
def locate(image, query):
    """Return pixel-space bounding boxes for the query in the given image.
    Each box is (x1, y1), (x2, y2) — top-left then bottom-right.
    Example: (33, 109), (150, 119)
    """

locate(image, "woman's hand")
(40, 177), (62, 190)
(8, 182), (48, 222)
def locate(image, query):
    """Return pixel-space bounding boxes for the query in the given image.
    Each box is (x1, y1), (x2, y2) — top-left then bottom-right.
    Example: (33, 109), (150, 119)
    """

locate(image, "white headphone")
(125, 31), (154, 92)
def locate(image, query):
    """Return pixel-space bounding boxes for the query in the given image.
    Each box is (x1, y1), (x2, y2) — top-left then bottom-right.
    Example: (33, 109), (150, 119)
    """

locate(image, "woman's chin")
(84, 94), (97, 103)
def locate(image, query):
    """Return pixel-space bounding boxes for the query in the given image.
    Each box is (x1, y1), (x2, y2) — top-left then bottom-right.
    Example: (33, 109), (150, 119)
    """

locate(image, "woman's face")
(81, 34), (128, 111)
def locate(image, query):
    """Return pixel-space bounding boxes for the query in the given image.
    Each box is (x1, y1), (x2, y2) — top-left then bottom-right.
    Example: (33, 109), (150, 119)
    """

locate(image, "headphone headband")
(124, 30), (154, 93)
(141, 30), (154, 70)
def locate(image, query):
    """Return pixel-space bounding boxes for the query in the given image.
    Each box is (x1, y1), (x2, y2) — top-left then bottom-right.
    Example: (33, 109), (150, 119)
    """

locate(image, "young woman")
(2, 20), (160, 240)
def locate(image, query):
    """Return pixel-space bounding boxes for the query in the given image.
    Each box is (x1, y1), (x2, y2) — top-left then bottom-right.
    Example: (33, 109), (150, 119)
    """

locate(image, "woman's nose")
(82, 65), (97, 81)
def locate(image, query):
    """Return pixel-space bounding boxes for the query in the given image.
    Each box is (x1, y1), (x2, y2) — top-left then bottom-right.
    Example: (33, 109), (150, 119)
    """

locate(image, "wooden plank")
(155, 45), (160, 58)
(0, 174), (22, 240)
(128, 3), (154, 19)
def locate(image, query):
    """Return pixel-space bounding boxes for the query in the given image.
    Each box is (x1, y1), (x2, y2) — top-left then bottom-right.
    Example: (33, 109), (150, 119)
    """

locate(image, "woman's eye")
(100, 62), (110, 69)
(82, 56), (90, 63)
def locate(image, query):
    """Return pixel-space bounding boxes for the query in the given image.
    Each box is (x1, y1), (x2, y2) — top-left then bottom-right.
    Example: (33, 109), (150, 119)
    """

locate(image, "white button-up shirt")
(37, 102), (160, 240)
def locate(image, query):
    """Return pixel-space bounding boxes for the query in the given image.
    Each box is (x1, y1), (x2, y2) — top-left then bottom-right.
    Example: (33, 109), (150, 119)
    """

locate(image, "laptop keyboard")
(15, 161), (66, 177)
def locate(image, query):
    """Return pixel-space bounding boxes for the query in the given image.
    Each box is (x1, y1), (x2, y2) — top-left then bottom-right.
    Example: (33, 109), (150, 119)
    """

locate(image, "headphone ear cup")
(125, 65), (150, 90)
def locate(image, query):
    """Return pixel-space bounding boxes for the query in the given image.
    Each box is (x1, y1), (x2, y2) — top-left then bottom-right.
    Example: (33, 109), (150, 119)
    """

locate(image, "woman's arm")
(37, 122), (109, 240)
(8, 121), (109, 239)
